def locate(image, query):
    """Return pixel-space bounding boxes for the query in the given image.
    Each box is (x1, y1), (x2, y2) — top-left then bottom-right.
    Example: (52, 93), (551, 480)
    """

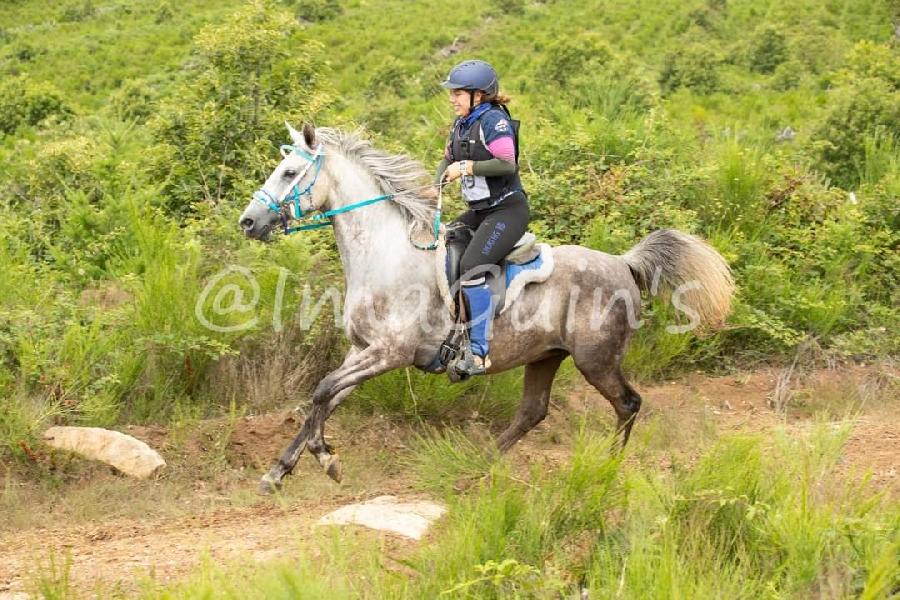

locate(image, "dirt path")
(1, 504), (313, 594)
(1, 364), (896, 596)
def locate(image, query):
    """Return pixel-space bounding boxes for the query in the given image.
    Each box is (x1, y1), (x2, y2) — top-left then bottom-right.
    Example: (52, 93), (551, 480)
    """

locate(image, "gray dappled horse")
(239, 124), (734, 493)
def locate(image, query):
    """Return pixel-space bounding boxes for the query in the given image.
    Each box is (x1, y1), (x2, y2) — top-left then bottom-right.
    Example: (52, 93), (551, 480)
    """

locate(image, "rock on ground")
(317, 495), (447, 540)
(43, 426), (166, 479)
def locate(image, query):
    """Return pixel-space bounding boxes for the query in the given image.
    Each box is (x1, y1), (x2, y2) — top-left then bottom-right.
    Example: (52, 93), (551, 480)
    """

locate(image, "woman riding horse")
(436, 59), (529, 376)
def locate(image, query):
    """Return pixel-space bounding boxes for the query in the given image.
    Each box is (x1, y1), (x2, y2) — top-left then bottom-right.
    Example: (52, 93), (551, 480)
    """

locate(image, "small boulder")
(43, 426), (166, 479)
(775, 126), (795, 142)
(317, 495), (446, 540)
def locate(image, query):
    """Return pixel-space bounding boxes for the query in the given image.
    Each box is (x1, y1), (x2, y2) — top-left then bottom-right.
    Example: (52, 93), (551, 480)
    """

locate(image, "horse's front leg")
(259, 346), (402, 493)
(306, 385), (356, 483)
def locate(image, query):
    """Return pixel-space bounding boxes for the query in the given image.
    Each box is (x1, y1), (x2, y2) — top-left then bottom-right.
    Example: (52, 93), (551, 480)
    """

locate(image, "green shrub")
(148, 0), (331, 211)
(659, 42), (721, 94)
(0, 76), (71, 135)
(770, 58), (805, 91)
(845, 40), (900, 90)
(294, 0), (342, 22)
(748, 26), (788, 74)
(541, 32), (612, 85)
(109, 78), (159, 122)
(568, 53), (659, 119)
(789, 28), (848, 76)
(812, 76), (900, 188)
(9, 42), (41, 62)
(367, 57), (412, 97)
(59, 0), (96, 22)
(489, 0), (525, 15)
(154, 2), (174, 24)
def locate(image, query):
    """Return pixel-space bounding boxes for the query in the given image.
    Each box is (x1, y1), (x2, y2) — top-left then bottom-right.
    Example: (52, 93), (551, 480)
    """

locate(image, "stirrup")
(449, 344), (491, 380)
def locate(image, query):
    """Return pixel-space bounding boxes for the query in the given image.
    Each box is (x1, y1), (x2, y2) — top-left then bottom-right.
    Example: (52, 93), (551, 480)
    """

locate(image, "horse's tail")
(622, 229), (734, 328)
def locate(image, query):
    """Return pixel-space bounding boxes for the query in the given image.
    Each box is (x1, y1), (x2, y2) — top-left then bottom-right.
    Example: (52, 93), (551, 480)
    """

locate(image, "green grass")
(128, 422), (899, 599)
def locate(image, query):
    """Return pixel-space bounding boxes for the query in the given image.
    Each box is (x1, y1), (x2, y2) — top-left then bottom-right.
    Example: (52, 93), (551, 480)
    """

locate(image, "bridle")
(252, 143), (442, 249)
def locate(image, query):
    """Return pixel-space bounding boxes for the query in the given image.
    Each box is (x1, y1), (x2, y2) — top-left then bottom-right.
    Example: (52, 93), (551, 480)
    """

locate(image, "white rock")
(317, 495), (446, 540)
(43, 426), (166, 479)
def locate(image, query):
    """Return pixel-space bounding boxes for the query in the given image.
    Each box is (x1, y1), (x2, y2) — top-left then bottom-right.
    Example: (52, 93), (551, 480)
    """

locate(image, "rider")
(436, 59), (529, 376)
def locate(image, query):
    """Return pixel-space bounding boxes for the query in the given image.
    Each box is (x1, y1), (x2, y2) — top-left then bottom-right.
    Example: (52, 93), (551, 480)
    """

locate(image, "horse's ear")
(302, 123), (316, 148)
(285, 121), (303, 145)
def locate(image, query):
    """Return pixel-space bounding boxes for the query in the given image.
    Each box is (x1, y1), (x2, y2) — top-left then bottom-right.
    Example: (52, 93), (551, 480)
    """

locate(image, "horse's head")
(239, 122), (330, 240)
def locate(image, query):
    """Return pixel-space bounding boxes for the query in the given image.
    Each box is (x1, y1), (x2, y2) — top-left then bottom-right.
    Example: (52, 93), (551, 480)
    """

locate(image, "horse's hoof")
(324, 455), (343, 483)
(258, 473), (283, 495)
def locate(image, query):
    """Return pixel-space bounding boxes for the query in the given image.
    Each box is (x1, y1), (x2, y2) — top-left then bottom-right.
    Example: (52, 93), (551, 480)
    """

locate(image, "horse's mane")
(315, 128), (439, 238)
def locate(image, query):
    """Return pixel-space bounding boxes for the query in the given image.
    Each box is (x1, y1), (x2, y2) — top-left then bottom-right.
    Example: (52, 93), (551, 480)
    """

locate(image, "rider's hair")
(481, 91), (511, 106)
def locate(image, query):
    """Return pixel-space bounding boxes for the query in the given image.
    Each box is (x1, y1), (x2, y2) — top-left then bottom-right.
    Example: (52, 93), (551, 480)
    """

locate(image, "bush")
(748, 26), (788, 74)
(294, 0), (342, 23)
(541, 32), (612, 85)
(659, 42), (721, 95)
(489, 0), (525, 16)
(367, 57), (412, 97)
(770, 58), (805, 91)
(109, 78), (159, 122)
(154, 2), (174, 24)
(148, 0), (331, 211)
(59, 0), (96, 23)
(0, 76), (71, 135)
(812, 76), (900, 188)
(844, 40), (900, 90)
(568, 53), (659, 118)
(789, 28), (848, 76)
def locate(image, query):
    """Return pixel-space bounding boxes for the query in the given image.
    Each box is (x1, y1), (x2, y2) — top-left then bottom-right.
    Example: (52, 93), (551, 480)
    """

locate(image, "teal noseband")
(253, 143), (441, 248)
(253, 144), (324, 222)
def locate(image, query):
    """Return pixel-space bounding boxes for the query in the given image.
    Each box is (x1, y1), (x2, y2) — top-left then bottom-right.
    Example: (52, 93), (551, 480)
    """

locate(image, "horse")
(239, 123), (734, 493)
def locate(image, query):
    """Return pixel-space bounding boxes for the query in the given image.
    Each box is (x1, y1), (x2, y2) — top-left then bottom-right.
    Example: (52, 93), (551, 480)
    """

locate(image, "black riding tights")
(452, 191), (530, 281)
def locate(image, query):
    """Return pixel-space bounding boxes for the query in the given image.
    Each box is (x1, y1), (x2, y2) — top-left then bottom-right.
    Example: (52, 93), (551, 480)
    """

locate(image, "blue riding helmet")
(441, 60), (499, 96)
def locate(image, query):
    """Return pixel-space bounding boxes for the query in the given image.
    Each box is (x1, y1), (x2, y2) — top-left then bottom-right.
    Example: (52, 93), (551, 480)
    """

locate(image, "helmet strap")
(468, 90), (475, 111)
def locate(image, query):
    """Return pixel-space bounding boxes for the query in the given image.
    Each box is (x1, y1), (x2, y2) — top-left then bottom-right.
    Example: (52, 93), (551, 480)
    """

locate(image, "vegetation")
(101, 424), (898, 598)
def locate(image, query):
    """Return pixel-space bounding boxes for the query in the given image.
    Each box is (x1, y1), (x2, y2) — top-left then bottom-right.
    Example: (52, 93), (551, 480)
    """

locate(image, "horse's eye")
(283, 169), (297, 179)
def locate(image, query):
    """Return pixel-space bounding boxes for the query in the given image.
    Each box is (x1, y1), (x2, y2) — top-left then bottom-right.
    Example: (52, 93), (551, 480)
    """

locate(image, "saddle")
(423, 224), (554, 378)
(444, 224), (541, 318)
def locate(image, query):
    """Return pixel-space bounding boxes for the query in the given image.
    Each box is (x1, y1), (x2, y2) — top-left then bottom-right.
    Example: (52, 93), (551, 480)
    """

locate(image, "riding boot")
(455, 280), (494, 377)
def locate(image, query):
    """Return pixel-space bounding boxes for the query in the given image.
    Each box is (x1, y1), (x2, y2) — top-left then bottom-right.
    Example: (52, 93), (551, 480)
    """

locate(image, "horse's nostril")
(240, 218), (254, 230)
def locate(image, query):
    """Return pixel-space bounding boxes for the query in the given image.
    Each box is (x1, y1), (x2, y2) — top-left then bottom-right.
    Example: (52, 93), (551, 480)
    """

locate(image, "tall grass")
(857, 129), (899, 189)
(139, 423), (899, 599)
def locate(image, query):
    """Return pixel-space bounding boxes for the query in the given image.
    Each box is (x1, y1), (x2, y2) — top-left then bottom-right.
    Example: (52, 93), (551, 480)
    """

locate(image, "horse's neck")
(325, 153), (433, 294)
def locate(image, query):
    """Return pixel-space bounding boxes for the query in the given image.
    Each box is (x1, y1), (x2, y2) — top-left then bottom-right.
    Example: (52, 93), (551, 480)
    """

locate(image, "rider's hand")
(442, 161), (471, 183)
(443, 162), (462, 182)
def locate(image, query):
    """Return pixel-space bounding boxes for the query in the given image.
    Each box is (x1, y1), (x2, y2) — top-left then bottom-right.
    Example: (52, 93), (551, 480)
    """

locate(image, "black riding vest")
(448, 105), (523, 210)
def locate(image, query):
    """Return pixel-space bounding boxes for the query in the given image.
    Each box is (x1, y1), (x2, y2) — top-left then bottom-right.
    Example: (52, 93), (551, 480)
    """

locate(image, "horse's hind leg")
(574, 359), (642, 448)
(496, 354), (567, 453)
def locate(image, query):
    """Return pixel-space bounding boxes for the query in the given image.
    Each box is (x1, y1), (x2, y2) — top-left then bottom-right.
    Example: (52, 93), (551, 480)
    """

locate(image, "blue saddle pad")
(444, 251), (544, 294)
(506, 253), (544, 288)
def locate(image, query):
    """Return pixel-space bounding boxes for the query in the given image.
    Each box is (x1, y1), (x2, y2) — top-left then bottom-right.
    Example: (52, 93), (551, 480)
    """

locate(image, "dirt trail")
(1, 364), (896, 596)
(1, 504), (313, 594)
